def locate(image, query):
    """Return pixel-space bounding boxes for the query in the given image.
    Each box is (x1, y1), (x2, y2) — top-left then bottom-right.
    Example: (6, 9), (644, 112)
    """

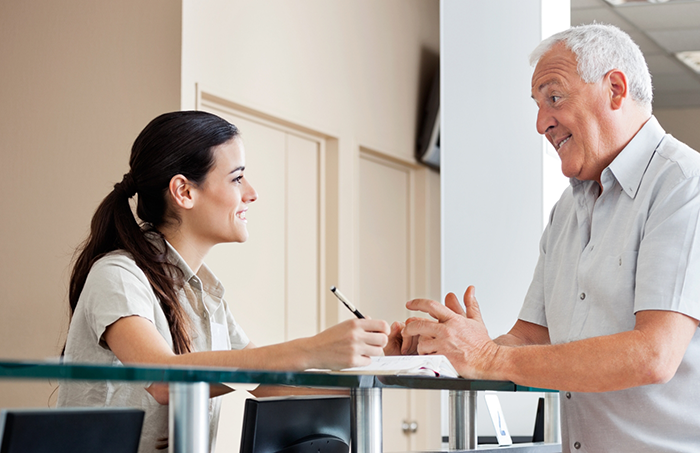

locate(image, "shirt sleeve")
(518, 203), (558, 328)
(635, 173), (700, 321)
(79, 252), (164, 349)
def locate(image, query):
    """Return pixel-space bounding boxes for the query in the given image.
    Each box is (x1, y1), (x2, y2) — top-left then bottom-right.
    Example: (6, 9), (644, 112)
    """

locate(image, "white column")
(440, 0), (569, 441)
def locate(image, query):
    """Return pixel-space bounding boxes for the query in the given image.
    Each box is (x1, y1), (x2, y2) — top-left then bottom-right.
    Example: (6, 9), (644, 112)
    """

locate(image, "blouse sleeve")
(79, 252), (169, 349)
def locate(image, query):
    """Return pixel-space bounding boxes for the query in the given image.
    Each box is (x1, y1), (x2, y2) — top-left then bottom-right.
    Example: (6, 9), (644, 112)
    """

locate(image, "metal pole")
(449, 390), (477, 450)
(544, 392), (561, 444)
(169, 382), (210, 453)
(351, 387), (382, 453)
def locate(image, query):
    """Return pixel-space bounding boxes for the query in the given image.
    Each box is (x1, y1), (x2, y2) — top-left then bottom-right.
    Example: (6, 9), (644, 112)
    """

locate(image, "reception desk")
(0, 360), (560, 453)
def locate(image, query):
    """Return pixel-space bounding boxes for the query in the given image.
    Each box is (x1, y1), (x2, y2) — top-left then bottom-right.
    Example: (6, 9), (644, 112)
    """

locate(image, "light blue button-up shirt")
(520, 116), (700, 452)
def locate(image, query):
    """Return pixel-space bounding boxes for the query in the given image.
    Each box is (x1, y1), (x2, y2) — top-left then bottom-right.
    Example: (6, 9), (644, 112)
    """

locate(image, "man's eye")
(551, 95), (560, 103)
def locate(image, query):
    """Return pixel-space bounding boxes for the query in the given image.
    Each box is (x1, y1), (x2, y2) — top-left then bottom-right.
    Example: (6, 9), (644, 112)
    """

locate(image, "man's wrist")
(483, 342), (510, 381)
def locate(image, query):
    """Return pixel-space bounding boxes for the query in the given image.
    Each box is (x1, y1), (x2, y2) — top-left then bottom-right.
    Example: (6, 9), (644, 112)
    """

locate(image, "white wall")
(441, 0), (569, 439)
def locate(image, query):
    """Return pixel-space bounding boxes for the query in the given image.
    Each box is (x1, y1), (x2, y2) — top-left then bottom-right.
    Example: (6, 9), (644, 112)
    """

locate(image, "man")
(403, 24), (700, 452)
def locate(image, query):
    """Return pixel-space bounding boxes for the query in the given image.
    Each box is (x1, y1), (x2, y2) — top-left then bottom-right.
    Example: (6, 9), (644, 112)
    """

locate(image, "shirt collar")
(607, 116), (666, 199)
(162, 240), (225, 299)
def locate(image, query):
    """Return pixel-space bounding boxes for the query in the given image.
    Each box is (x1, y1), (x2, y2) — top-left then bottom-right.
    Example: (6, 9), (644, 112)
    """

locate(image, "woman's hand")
(303, 318), (390, 370)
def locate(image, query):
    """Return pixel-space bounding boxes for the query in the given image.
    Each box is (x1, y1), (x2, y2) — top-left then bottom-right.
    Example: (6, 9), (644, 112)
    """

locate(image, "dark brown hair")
(68, 111), (239, 354)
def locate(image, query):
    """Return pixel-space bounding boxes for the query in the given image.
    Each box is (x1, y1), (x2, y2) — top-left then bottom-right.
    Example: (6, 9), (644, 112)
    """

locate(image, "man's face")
(531, 43), (616, 182)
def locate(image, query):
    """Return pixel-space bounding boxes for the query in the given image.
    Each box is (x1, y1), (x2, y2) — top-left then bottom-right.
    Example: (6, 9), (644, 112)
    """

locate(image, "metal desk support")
(169, 382), (210, 453)
(449, 389), (477, 450)
(351, 387), (383, 453)
(0, 361), (560, 453)
(544, 393), (561, 444)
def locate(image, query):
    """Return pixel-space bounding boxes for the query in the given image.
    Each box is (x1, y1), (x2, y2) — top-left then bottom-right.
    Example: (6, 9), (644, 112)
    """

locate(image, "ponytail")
(68, 173), (192, 354)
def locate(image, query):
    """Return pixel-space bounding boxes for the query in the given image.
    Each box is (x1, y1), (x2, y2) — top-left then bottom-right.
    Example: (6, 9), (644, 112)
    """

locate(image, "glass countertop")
(0, 360), (552, 392)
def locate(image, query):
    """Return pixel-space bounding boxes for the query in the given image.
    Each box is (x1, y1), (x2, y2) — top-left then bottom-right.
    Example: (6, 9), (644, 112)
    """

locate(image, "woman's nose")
(244, 179), (258, 203)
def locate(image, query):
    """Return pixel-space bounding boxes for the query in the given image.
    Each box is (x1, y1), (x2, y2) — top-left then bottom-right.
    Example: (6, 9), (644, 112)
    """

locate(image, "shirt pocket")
(598, 250), (639, 332)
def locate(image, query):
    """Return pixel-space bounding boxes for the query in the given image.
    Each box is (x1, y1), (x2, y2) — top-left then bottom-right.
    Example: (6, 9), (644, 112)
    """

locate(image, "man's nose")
(536, 107), (556, 135)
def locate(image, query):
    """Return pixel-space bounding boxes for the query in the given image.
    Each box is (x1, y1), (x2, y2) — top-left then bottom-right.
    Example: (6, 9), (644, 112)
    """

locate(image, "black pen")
(330, 286), (365, 319)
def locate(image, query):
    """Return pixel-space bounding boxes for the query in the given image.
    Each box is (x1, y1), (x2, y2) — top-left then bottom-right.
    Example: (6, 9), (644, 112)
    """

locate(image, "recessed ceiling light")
(676, 51), (700, 73)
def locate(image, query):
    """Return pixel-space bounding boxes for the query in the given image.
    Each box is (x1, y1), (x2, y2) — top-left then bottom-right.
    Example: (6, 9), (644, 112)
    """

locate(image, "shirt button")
(574, 441), (581, 449)
(566, 392), (571, 399)
(579, 293), (586, 300)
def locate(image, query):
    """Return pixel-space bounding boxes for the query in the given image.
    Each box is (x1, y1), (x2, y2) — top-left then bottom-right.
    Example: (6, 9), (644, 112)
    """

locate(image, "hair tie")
(115, 173), (137, 198)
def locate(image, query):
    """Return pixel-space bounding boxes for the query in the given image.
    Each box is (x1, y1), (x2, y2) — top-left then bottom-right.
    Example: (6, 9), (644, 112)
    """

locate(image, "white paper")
(484, 391), (512, 446)
(341, 355), (459, 378)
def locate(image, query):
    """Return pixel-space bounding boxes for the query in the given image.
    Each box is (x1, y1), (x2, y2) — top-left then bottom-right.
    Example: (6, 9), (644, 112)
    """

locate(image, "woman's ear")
(168, 174), (195, 210)
(607, 69), (628, 111)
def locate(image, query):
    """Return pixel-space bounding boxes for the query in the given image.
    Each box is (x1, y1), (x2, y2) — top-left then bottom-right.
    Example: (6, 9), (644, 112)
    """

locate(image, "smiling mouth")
(557, 135), (572, 150)
(236, 210), (247, 221)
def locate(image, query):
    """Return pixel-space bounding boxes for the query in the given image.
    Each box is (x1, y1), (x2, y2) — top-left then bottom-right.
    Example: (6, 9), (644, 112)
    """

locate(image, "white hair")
(530, 23), (653, 112)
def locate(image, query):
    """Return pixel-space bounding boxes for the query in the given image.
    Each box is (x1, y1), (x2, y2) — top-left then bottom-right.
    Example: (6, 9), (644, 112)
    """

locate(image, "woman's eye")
(232, 176), (243, 184)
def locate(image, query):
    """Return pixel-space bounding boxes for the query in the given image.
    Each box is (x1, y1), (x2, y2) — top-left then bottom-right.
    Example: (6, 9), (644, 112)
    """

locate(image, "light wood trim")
(196, 87), (339, 337)
(196, 84), (339, 141)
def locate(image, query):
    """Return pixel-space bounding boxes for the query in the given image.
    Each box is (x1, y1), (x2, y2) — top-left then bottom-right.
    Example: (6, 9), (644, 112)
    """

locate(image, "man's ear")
(169, 174), (195, 209)
(607, 69), (628, 110)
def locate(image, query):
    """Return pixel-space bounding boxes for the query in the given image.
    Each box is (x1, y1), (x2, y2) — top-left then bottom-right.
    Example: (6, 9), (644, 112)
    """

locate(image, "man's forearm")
(493, 333), (530, 346)
(489, 311), (695, 392)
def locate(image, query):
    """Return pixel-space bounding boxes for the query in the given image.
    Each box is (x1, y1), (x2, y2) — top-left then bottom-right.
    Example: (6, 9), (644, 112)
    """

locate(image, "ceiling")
(571, 0), (700, 109)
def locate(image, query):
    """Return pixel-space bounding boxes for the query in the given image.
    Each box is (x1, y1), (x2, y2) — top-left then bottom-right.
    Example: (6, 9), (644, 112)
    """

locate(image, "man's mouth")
(557, 135), (572, 150)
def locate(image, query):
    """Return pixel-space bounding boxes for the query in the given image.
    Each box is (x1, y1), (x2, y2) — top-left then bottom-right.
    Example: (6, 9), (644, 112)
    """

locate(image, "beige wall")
(0, 0), (181, 407)
(0, 0), (439, 410)
(655, 107), (700, 152)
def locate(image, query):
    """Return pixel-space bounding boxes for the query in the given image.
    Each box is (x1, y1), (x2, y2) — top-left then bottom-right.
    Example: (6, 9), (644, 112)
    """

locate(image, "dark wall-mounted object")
(416, 67), (440, 170)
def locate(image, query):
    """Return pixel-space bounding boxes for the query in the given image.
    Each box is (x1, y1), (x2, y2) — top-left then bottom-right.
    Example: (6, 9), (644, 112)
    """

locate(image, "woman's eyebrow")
(229, 166), (245, 174)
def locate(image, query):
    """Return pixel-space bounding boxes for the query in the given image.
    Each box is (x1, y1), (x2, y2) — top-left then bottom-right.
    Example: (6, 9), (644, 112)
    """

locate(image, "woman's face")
(188, 136), (258, 246)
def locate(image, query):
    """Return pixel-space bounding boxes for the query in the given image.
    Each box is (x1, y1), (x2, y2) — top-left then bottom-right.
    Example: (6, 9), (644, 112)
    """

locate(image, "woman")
(58, 111), (391, 452)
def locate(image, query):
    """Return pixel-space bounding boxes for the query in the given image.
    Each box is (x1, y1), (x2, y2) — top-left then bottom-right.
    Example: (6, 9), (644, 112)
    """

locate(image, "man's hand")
(384, 317), (432, 356)
(404, 286), (500, 379)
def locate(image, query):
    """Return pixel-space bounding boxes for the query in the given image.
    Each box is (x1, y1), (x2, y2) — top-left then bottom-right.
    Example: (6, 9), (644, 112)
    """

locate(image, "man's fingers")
(415, 337), (439, 356)
(463, 286), (484, 323)
(445, 292), (466, 317)
(406, 297), (456, 322)
(403, 317), (442, 338)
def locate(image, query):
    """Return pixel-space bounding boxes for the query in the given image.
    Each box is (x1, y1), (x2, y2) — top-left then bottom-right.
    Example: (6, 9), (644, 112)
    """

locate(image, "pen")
(330, 286), (365, 319)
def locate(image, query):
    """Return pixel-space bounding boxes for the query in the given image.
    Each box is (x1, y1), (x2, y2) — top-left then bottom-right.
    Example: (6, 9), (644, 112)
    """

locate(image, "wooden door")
(198, 95), (325, 453)
(358, 149), (441, 451)
(201, 102), (322, 346)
